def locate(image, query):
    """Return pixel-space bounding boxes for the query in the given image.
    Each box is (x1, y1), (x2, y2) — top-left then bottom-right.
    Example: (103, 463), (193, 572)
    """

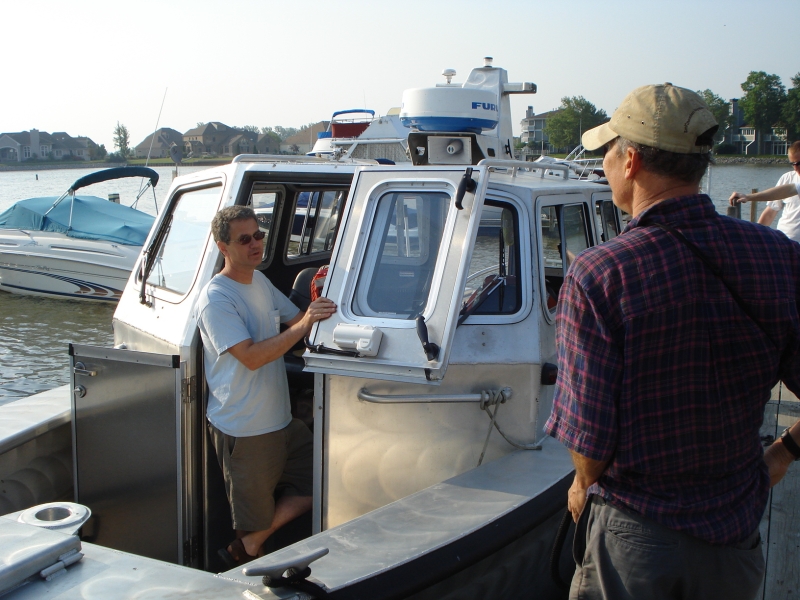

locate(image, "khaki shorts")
(209, 418), (313, 532)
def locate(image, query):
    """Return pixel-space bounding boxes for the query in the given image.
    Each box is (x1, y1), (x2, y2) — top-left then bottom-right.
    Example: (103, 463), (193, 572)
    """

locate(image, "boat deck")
(759, 383), (800, 600)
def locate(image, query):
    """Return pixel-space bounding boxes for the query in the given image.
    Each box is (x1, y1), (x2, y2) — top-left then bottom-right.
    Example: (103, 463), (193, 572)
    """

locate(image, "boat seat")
(288, 267), (318, 312)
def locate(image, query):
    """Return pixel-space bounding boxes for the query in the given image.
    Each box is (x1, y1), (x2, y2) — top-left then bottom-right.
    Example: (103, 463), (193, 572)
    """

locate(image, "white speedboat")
(0, 59), (621, 599)
(308, 108), (410, 163)
(0, 167), (157, 301)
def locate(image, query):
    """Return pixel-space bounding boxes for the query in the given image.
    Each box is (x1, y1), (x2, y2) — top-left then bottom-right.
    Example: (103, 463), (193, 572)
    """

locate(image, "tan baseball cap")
(582, 83), (718, 154)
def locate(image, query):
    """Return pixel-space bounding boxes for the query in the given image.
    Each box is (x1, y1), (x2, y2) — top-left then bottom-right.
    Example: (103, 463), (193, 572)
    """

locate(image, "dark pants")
(570, 496), (764, 600)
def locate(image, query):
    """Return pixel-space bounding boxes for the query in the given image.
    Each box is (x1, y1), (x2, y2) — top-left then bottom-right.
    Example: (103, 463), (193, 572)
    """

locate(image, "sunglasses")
(790, 161), (800, 167)
(233, 230), (266, 245)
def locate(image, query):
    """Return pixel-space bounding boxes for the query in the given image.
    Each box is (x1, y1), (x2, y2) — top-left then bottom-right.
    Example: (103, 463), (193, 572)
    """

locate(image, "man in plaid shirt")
(545, 84), (800, 599)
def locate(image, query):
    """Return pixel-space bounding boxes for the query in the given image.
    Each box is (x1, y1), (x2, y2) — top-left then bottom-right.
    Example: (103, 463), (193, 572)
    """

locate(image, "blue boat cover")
(0, 195), (155, 246)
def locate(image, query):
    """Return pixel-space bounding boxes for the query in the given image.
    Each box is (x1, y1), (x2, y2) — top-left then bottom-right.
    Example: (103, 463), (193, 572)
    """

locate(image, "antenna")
(442, 69), (456, 85)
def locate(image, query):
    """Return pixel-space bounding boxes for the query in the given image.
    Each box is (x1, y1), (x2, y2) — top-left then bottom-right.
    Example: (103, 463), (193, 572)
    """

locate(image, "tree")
(544, 96), (608, 152)
(239, 125), (260, 133)
(782, 73), (800, 142)
(697, 89), (730, 143)
(739, 71), (786, 152)
(113, 122), (131, 158)
(88, 140), (107, 161)
(273, 126), (300, 141)
(196, 122), (206, 128)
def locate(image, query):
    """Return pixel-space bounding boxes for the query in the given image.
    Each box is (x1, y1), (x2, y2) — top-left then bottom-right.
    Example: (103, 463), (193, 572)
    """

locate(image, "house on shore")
(280, 121), (329, 155)
(518, 106), (562, 157)
(134, 128), (184, 159)
(723, 99), (788, 155)
(182, 122), (263, 158)
(0, 129), (93, 162)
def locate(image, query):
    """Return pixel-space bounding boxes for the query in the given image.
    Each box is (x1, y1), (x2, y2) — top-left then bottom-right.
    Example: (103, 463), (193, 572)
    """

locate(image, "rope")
(477, 389), (541, 467)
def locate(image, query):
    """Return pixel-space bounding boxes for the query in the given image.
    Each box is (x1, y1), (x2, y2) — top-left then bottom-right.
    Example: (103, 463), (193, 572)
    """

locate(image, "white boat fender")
(18, 502), (91, 536)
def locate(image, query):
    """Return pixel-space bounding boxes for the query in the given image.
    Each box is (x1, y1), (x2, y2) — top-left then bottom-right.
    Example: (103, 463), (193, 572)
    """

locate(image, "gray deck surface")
(759, 383), (800, 600)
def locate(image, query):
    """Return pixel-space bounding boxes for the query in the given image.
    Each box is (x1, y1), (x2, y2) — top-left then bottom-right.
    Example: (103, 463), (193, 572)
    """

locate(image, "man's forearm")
(765, 420), (800, 488)
(567, 449), (610, 522)
(228, 319), (310, 370)
(570, 449), (609, 487)
(758, 206), (778, 227)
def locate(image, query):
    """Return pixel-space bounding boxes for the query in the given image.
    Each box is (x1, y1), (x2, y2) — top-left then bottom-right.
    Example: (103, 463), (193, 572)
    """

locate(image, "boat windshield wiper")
(458, 275), (504, 326)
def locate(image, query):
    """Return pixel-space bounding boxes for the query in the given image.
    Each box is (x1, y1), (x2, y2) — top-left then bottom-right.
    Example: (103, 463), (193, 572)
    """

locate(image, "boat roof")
(0, 195), (155, 246)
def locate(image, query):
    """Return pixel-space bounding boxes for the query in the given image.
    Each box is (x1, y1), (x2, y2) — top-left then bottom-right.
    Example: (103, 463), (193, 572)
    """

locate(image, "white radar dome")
(400, 88), (499, 134)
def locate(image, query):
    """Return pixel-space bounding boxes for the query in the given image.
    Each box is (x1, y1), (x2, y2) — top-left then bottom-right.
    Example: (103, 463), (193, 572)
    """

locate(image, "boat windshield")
(145, 185), (222, 295)
(351, 190), (449, 319)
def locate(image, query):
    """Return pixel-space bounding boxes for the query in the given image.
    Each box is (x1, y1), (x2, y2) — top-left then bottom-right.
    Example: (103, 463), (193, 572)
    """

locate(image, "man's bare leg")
(234, 495), (312, 557)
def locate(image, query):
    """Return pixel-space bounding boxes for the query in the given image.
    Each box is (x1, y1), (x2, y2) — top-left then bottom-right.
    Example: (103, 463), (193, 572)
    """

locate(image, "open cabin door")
(304, 166), (489, 384)
(69, 344), (200, 567)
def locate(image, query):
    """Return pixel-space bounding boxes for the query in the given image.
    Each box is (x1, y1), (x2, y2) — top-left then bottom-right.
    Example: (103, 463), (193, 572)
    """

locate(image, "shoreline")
(0, 160), (230, 172)
(713, 156), (790, 165)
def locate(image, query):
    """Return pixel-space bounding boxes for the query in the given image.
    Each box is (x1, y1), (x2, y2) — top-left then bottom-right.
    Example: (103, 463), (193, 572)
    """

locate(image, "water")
(0, 163), (793, 405)
(0, 165), (209, 405)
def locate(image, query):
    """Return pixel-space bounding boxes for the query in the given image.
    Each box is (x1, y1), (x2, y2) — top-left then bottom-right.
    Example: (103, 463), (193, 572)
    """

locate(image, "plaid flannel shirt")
(545, 194), (800, 544)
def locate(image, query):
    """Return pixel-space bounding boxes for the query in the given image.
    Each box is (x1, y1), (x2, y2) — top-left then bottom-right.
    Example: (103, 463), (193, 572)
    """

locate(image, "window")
(23, 146), (30, 158)
(248, 184), (281, 262)
(287, 190), (345, 259)
(145, 185), (222, 295)
(540, 202), (592, 314)
(595, 200), (620, 243)
(460, 201), (521, 319)
(352, 190), (449, 319)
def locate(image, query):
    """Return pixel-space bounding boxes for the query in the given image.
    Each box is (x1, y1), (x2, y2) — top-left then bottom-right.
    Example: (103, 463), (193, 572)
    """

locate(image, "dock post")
(727, 203), (741, 219)
(750, 189), (758, 222)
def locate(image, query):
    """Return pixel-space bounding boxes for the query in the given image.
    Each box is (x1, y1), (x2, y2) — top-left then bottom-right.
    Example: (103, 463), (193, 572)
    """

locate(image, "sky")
(2, 0), (797, 152)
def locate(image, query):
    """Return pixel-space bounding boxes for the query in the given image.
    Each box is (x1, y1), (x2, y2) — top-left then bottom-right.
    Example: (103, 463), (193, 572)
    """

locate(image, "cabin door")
(303, 166), (489, 384)
(69, 344), (200, 567)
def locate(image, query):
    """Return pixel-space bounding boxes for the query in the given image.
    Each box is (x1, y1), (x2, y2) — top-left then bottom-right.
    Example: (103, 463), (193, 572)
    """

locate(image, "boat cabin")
(67, 154), (619, 573)
(27, 60), (626, 597)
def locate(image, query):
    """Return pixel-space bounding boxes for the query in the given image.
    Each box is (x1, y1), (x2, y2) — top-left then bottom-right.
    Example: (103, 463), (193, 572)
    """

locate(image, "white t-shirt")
(195, 272), (300, 437)
(767, 171), (800, 242)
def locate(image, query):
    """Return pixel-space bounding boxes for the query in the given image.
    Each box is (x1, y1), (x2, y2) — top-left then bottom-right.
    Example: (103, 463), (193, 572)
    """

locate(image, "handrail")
(477, 158), (569, 179)
(231, 153), (379, 165)
(358, 387), (512, 404)
(332, 108), (375, 119)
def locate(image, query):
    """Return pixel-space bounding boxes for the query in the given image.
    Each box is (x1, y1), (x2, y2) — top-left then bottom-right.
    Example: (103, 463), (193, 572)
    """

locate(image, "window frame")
(458, 192), (532, 326)
(536, 194), (595, 324)
(284, 187), (349, 265)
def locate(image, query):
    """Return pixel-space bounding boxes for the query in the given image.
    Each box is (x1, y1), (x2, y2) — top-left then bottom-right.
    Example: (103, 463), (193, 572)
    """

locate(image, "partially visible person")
(729, 140), (800, 242)
(545, 83), (800, 600)
(195, 205), (336, 567)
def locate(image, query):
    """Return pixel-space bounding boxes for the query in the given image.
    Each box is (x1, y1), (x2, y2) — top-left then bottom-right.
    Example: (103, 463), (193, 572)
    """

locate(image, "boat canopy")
(0, 195), (155, 246)
(68, 167), (159, 194)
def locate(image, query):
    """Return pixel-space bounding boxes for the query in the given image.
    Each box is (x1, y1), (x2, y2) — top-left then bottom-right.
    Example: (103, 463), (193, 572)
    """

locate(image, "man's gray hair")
(616, 138), (714, 185)
(211, 206), (258, 244)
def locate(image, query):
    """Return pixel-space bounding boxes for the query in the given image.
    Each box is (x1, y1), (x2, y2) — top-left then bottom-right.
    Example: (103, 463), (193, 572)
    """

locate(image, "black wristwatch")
(779, 427), (800, 461)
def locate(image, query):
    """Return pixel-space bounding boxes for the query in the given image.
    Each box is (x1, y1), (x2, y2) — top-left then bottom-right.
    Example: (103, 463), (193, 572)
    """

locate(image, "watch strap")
(780, 427), (800, 461)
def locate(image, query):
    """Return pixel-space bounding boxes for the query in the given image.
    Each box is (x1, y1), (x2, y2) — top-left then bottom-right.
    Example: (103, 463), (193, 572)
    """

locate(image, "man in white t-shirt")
(195, 205), (336, 567)
(729, 140), (800, 242)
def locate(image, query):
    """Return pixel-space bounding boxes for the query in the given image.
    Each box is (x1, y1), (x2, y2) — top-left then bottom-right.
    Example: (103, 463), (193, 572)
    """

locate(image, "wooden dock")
(759, 383), (800, 599)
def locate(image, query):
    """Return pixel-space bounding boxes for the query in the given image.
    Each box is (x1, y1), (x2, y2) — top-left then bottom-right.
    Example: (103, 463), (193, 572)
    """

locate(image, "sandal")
(218, 538), (257, 569)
